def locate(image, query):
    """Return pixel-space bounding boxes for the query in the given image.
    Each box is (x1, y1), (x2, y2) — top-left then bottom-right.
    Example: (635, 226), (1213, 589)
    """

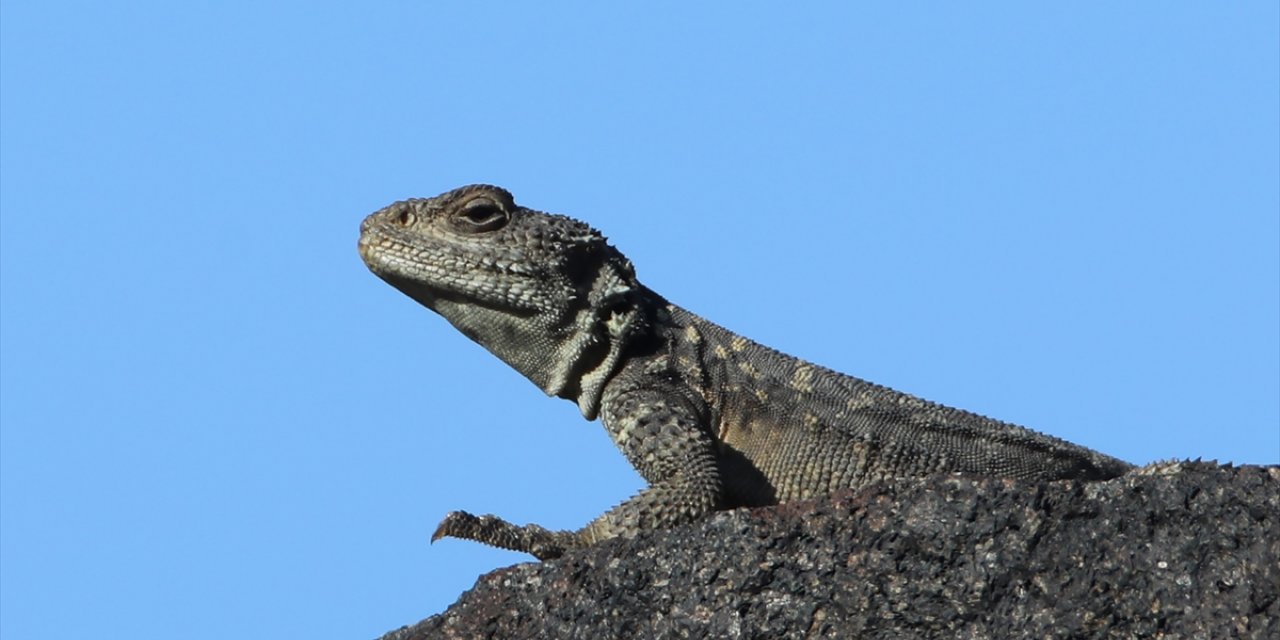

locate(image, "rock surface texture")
(379, 462), (1278, 639)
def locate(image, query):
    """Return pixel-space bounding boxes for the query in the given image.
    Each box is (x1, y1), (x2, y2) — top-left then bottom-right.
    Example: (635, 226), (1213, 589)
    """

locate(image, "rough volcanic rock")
(379, 462), (1278, 639)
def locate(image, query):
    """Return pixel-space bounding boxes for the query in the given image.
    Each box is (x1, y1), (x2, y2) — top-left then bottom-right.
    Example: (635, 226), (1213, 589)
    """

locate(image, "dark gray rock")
(379, 462), (1278, 639)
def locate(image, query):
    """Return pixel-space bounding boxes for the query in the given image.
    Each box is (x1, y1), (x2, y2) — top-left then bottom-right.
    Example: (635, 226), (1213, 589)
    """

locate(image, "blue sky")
(2, 3), (1276, 638)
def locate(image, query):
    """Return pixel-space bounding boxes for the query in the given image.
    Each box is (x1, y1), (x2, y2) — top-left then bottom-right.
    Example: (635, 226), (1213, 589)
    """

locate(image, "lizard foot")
(432, 510), (574, 560)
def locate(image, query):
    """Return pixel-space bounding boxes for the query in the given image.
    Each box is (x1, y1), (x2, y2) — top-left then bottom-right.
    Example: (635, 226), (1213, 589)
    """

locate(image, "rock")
(379, 462), (1278, 639)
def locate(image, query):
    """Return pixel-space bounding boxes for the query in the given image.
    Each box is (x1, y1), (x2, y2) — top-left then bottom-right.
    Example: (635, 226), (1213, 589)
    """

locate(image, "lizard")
(358, 184), (1135, 560)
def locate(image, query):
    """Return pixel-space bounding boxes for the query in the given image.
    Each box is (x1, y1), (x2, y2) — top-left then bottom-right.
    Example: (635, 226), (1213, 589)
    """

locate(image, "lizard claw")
(429, 510), (572, 559)
(432, 510), (481, 543)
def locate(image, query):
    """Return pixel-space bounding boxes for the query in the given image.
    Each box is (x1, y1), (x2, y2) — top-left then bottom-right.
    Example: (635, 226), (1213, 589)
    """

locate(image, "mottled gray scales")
(359, 184), (1134, 560)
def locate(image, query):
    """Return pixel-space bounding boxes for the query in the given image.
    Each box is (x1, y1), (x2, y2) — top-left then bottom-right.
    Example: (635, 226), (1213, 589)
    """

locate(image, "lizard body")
(358, 184), (1134, 560)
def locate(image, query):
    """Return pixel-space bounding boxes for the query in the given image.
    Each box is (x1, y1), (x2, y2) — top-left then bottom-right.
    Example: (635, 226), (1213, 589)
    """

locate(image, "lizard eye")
(393, 209), (417, 227)
(455, 197), (510, 232)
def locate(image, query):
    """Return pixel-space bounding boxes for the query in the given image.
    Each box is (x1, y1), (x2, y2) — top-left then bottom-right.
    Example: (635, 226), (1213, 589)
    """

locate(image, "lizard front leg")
(432, 389), (724, 560)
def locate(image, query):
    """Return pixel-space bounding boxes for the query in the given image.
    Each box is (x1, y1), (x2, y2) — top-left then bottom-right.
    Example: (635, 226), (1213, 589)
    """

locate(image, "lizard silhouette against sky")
(359, 184), (1134, 560)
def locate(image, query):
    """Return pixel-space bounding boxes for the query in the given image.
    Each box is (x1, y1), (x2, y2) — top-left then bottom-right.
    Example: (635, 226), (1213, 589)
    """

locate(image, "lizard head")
(359, 184), (621, 312)
(359, 184), (648, 418)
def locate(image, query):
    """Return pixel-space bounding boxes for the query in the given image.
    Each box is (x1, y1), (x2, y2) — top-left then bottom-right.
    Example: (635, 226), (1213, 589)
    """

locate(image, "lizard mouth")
(356, 232), (378, 270)
(359, 223), (553, 315)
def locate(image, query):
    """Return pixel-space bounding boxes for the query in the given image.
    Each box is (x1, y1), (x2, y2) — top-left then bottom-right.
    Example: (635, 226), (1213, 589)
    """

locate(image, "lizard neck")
(428, 257), (652, 422)
(542, 264), (654, 421)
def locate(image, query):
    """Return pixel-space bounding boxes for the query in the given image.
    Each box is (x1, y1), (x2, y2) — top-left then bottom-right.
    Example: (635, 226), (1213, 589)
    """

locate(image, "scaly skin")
(359, 184), (1134, 560)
